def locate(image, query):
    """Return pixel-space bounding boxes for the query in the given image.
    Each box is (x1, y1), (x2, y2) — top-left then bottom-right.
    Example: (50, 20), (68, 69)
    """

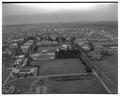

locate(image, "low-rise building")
(21, 45), (30, 53)
(9, 43), (18, 49)
(12, 58), (23, 68)
(87, 51), (102, 60)
(31, 52), (55, 61)
(36, 40), (58, 46)
(3, 86), (15, 94)
(12, 67), (37, 78)
(58, 44), (72, 51)
(78, 43), (90, 52)
(15, 55), (25, 59)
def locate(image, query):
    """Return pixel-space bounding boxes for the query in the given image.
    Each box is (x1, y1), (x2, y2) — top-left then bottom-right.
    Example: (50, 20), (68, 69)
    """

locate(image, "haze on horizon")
(2, 3), (118, 25)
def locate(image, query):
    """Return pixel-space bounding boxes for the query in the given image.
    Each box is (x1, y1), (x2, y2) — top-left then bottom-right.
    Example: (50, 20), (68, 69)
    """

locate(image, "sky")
(2, 3), (118, 25)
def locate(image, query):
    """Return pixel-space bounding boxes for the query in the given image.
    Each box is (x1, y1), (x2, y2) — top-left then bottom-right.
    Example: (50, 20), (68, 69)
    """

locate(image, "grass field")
(47, 74), (108, 94)
(31, 58), (87, 76)
(2, 54), (15, 85)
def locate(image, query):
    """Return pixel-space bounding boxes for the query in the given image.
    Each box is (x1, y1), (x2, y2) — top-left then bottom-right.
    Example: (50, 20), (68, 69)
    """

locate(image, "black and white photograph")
(2, 1), (118, 94)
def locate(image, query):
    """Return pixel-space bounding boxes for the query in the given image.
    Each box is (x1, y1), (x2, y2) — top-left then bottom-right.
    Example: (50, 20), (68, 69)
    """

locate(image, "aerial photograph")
(2, 2), (118, 94)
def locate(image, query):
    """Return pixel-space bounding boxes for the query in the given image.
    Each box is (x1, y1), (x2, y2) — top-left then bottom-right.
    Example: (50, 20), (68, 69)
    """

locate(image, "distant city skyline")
(2, 3), (118, 25)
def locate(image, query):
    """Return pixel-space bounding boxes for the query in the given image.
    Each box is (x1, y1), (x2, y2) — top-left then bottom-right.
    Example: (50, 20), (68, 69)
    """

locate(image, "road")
(92, 70), (112, 93)
(3, 70), (13, 87)
(2, 57), (14, 87)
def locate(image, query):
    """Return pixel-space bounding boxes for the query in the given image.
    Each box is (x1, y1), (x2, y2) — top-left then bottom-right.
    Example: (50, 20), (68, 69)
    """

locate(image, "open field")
(31, 58), (87, 76)
(47, 74), (108, 94)
(90, 50), (118, 92)
(2, 54), (15, 85)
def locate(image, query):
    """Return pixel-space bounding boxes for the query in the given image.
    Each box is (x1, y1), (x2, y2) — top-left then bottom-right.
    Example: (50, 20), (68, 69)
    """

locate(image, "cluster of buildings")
(3, 32), (117, 94)
(4, 34), (115, 79)
(9, 34), (70, 78)
(9, 37), (38, 78)
(78, 39), (114, 60)
(4, 33), (116, 80)
(5, 34), (76, 79)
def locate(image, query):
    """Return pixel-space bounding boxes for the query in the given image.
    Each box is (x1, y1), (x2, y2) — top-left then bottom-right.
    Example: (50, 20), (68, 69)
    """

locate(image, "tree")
(13, 46), (23, 55)
(55, 37), (60, 43)
(70, 36), (76, 43)
(2, 41), (9, 50)
(61, 36), (66, 42)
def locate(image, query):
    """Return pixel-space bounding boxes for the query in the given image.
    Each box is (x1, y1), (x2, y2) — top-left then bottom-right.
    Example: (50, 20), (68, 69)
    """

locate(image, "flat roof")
(93, 40), (118, 47)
